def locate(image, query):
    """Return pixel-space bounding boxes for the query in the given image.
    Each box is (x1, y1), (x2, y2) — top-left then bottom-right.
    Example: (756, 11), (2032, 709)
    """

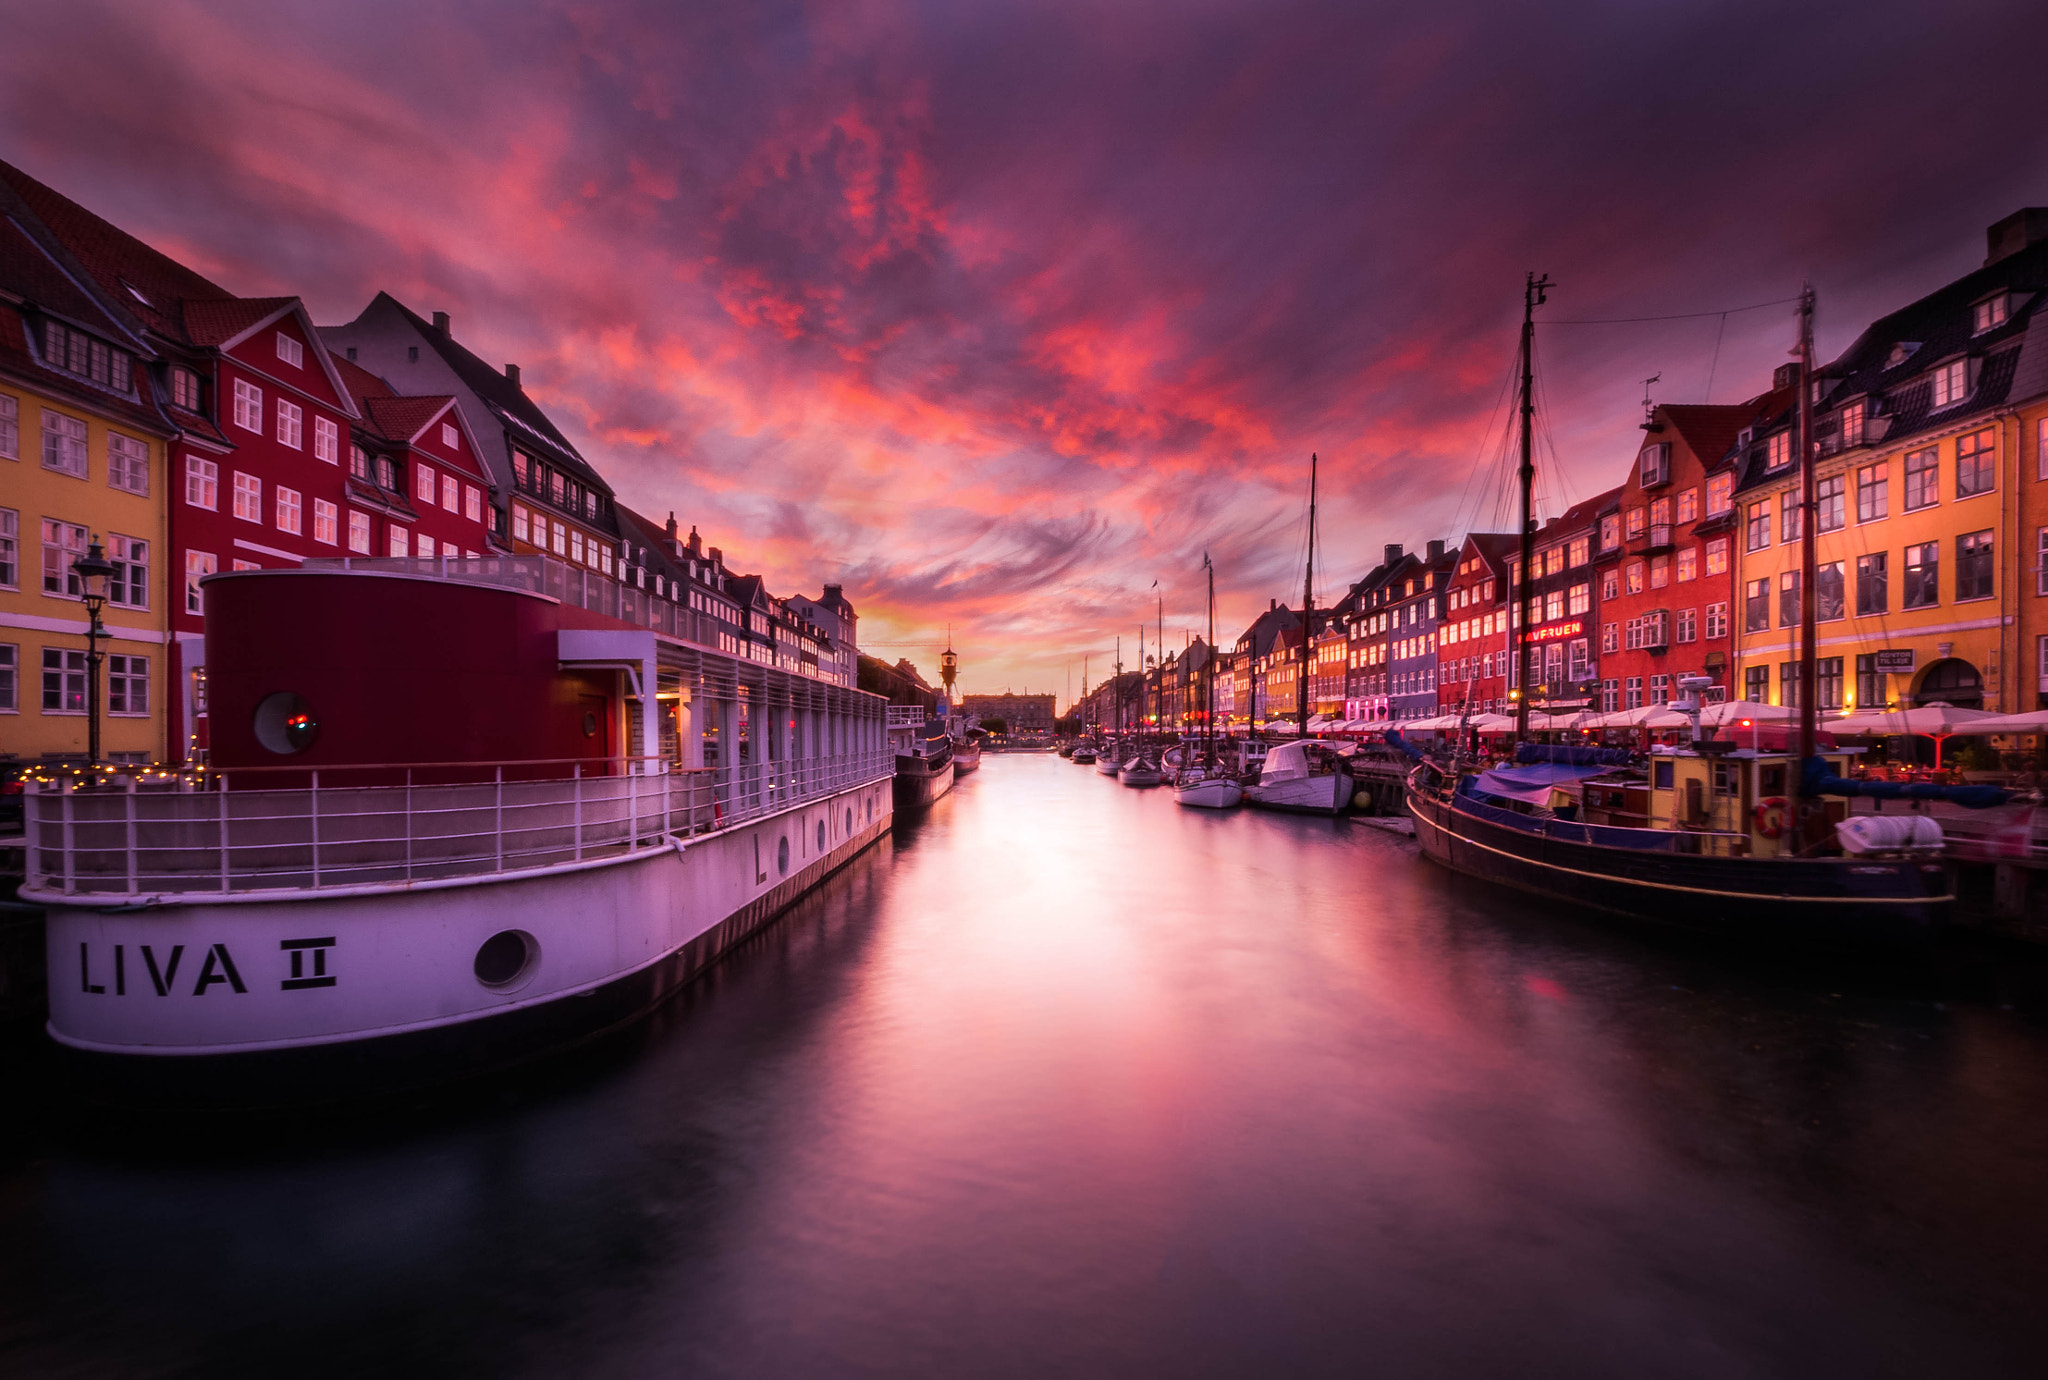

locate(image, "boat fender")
(1753, 796), (1789, 839)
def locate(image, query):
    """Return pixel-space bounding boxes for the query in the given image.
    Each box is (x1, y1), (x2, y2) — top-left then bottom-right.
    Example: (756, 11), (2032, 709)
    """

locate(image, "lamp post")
(72, 536), (117, 767)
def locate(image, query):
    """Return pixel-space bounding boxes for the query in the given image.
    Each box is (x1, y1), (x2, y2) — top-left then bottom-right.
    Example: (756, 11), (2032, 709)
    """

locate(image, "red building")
(1592, 396), (1785, 712)
(1436, 532), (1518, 716)
(334, 358), (496, 561)
(1506, 489), (1620, 712)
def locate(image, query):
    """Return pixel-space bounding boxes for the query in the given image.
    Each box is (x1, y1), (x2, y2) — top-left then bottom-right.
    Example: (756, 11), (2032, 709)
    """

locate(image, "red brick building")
(1436, 532), (1517, 716)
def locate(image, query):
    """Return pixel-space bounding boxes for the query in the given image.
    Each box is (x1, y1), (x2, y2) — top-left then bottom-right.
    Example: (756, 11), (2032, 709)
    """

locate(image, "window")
(275, 331), (303, 368)
(350, 444), (370, 480)
(512, 504), (530, 543)
(1932, 358), (1969, 408)
(1779, 490), (1802, 544)
(0, 392), (15, 458)
(416, 463), (436, 504)
(105, 431), (150, 495)
(1778, 571), (1801, 628)
(314, 415), (339, 464)
(1705, 602), (1728, 640)
(42, 647), (86, 713)
(108, 653), (148, 714)
(1816, 560), (1844, 621)
(1974, 295), (2009, 333)
(1857, 552), (1889, 615)
(313, 498), (338, 546)
(513, 451), (530, 486)
(1649, 555), (1670, 589)
(1542, 547), (1564, 577)
(464, 485), (482, 523)
(1745, 578), (1770, 632)
(1857, 654), (1886, 712)
(41, 321), (132, 390)
(1650, 673), (1670, 706)
(1779, 662), (1801, 709)
(0, 643), (13, 711)
(276, 399), (302, 449)
(0, 508), (14, 589)
(1542, 589), (1563, 622)
(1816, 473), (1844, 531)
(1747, 502), (1770, 552)
(1676, 547), (1696, 582)
(232, 378), (262, 432)
(1745, 666), (1768, 703)
(347, 511), (371, 554)
(1676, 608), (1697, 643)
(1904, 542), (1939, 609)
(1602, 622), (1618, 653)
(185, 550), (215, 613)
(1649, 496), (1673, 527)
(442, 474), (460, 512)
(108, 534), (147, 607)
(41, 409), (87, 477)
(1600, 678), (1619, 713)
(1837, 400), (1866, 448)
(1599, 514), (1620, 550)
(1568, 582), (1591, 615)
(1626, 562), (1645, 595)
(1602, 569), (1619, 600)
(375, 455), (398, 490)
(1703, 537), (1728, 578)
(1704, 473), (1732, 517)
(1818, 657), (1843, 711)
(442, 422), (460, 450)
(180, 455), (219, 512)
(1625, 507), (1647, 539)
(1625, 676), (1643, 710)
(1567, 638), (1590, 682)
(551, 522), (566, 556)
(1639, 442), (1670, 486)
(1902, 447), (1937, 510)
(389, 525), (409, 558)
(599, 544), (614, 576)
(233, 559), (260, 571)
(1958, 530), (1994, 600)
(41, 519), (85, 596)
(1568, 536), (1589, 567)
(417, 534), (436, 559)
(1767, 430), (1792, 470)
(171, 368), (202, 412)
(1956, 427), (1995, 497)
(232, 471), (261, 522)
(571, 529), (587, 565)
(275, 485), (302, 535)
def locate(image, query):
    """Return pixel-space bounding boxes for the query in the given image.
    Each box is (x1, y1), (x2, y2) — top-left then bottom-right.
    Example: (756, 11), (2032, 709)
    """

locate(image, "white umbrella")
(1952, 710), (2048, 734)
(1824, 704), (2000, 767)
(1697, 699), (1794, 728)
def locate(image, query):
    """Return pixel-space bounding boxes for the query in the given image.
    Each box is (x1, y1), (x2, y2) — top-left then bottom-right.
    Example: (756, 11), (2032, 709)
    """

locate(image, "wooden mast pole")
(1300, 452), (1317, 738)
(1796, 285), (1820, 773)
(1514, 273), (1551, 742)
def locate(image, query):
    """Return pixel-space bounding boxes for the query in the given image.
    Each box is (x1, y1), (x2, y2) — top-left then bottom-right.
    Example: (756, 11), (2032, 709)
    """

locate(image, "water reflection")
(3, 757), (2045, 1376)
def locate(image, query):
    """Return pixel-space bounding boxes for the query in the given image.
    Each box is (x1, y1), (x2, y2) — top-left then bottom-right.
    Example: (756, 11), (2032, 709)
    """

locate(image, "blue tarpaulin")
(1471, 761), (1614, 805)
(1801, 755), (2009, 809)
(1513, 743), (1634, 768)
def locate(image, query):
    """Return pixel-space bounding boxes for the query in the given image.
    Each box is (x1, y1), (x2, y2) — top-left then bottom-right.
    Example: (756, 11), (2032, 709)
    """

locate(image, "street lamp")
(72, 535), (117, 767)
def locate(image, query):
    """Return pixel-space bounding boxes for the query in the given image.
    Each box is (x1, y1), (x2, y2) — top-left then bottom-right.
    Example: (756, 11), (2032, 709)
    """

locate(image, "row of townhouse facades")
(1, 160), (855, 766)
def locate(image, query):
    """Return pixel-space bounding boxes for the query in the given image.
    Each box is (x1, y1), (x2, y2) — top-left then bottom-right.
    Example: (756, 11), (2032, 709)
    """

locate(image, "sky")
(6, 0), (2048, 704)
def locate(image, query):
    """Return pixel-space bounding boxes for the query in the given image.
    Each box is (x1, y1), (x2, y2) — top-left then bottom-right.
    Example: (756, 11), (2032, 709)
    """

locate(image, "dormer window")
(170, 367), (202, 412)
(1932, 358), (1970, 409)
(41, 320), (133, 391)
(1972, 294), (2009, 333)
(120, 280), (152, 308)
(1838, 400), (1865, 447)
(1638, 442), (1671, 487)
(1766, 430), (1793, 470)
(276, 331), (303, 368)
(1886, 342), (1921, 369)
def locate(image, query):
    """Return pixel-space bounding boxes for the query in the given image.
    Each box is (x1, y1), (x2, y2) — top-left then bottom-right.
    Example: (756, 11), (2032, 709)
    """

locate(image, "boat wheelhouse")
(25, 554), (894, 1101)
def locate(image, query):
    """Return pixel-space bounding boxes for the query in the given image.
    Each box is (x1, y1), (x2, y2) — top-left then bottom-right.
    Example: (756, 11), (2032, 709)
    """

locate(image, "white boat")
(1096, 751), (1125, 776)
(1243, 740), (1351, 815)
(1173, 767), (1242, 809)
(1120, 757), (1166, 787)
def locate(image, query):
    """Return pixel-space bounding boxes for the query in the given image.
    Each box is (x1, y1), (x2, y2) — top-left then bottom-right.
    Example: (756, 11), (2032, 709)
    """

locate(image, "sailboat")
(1177, 554), (1243, 808)
(1404, 278), (1993, 943)
(1246, 453), (1351, 815)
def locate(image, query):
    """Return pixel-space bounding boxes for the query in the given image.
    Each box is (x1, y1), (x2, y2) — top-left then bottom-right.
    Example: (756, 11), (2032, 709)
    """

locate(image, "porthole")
(817, 820), (827, 852)
(474, 929), (540, 990)
(777, 835), (790, 876)
(252, 692), (319, 755)
(582, 711), (599, 737)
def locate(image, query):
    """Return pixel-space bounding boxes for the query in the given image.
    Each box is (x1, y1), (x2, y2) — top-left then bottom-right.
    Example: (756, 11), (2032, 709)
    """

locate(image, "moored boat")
(1243, 739), (1351, 815)
(1120, 756), (1166, 787)
(890, 708), (956, 813)
(1173, 766), (1243, 809)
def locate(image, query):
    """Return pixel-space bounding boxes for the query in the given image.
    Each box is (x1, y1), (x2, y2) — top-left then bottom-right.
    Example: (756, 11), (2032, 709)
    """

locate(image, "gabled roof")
(1456, 532), (1519, 581)
(1535, 486), (1623, 541)
(1657, 394), (1787, 473)
(184, 296), (298, 348)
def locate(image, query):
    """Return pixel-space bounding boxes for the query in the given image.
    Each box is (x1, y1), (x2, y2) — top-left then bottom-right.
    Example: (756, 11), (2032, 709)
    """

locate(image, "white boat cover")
(1836, 814), (1945, 854)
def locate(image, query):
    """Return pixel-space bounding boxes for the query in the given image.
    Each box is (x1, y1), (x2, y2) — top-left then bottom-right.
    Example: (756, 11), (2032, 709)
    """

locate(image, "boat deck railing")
(24, 751), (894, 898)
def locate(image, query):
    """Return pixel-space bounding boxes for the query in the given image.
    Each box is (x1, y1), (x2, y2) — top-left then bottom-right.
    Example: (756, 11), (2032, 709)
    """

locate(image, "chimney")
(1384, 543), (1403, 567)
(1772, 362), (1800, 391)
(1426, 538), (1446, 561)
(688, 525), (703, 556)
(432, 311), (451, 335)
(1985, 208), (2048, 266)
(665, 511), (679, 542)
(709, 546), (722, 566)
(1269, 598), (1277, 612)
(824, 583), (843, 604)
(505, 363), (521, 388)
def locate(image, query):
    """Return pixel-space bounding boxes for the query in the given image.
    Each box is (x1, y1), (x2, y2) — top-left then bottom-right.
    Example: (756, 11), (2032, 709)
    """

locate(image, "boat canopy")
(1471, 761), (1615, 806)
(1259, 740), (1341, 783)
(1514, 743), (1633, 767)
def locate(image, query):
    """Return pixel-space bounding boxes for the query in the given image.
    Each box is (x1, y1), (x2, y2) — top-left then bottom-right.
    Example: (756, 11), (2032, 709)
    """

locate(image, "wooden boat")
(1120, 756), (1166, 787)
(1244, 740), (1350, 815)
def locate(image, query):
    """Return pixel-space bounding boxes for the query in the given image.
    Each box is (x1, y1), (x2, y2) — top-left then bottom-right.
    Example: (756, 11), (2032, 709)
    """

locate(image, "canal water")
(4, 754), (2048, 1377)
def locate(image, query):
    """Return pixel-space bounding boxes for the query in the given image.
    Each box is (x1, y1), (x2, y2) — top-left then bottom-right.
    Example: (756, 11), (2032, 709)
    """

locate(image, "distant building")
(785, 584), (858, 688)
(962, 692), (1055, 733)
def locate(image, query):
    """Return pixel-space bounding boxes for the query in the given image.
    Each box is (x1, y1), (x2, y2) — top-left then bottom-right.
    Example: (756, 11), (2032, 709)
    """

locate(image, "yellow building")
(2, 257), (174, 764)
(1734, 210), (2048, 717)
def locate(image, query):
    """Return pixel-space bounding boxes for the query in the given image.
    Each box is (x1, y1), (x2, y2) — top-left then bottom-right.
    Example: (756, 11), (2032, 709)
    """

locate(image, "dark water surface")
(6, 755), (2048, 1377)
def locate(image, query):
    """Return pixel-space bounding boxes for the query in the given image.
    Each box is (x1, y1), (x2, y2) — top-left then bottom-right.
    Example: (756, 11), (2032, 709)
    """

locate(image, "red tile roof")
(181, 296), (297, 348)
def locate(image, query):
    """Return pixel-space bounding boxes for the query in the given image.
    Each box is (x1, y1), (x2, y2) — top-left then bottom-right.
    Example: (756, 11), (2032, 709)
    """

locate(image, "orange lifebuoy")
(1753, 796), (1789, 839)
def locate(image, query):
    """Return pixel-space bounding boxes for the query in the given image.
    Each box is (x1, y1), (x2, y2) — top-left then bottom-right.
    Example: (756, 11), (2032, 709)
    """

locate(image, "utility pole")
(1514, 272), (1552, 742)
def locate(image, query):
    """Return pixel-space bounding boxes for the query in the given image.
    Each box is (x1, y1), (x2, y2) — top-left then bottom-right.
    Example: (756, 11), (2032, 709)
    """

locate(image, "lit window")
(417, 533), (435, 559)
(1568, 582), (1590, 616)
(232, 378), (262, 432)
(107, 431), (149, 495)
(314, 416), (339, 464)
(1705, 472), (1732, 516)
(275, 485), (301, 535)
(185, 549), (216, 613)
(1973, 296), (2008, 333)
(552, 522), (566, 556)
(41, 409), (87, 477)
(1705, 603), (1727, 640)
(1837, 400), (1865, 448)
(1626, 562), (1644, 594)
(232, 471), (261, 522)
(464, 486), (482, 522)
(1767, 430), (1792, 469)
(275, 331), (304, 368)
(1649, 555), (1670, 589)
(1675, 547), (1696, 582)
(441, 422), (459, 450)
(313, 498), (338, 545)
(416, 462), (436, 504)
(512, 504), (530, 542)
(1676, 488), (1697, 524)
(389, 525), (409, 558)
(276, 398), (303, 449)
(347, 511), (371, 554)
(1932, 359), (1969, 408)
(1704, 537), (1728, 577)
(171, 368), (201, 412)
(442, 474), (460, 512)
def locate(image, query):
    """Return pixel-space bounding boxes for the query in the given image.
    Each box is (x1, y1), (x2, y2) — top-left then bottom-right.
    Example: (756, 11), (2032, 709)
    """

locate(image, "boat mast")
(1205, 553), (1217, 760)
(1115, 635), (1122, 736)
(1157, 592), (1164, 735)
(1796, 284), (1820, 771)
(1514, 272), (1551, 742)
(1300, 452), (1317, 738)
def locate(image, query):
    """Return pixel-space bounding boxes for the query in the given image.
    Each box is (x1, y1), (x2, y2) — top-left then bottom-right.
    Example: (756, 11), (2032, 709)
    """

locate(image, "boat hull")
(952, 741), (983, 775)
(893, 756), (956, 813)
(1096, 758), (1123, 776)
(1244, 772), (1349, 815)
(1406, 783), (1948, 944)
(39, 778), (896, 1103)
(1174, 779), (1243, 809)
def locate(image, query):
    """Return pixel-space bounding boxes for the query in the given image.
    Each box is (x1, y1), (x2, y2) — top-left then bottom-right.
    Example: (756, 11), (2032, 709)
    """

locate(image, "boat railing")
(23, 749), (895, 898)
(885, 705), (926, 728)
